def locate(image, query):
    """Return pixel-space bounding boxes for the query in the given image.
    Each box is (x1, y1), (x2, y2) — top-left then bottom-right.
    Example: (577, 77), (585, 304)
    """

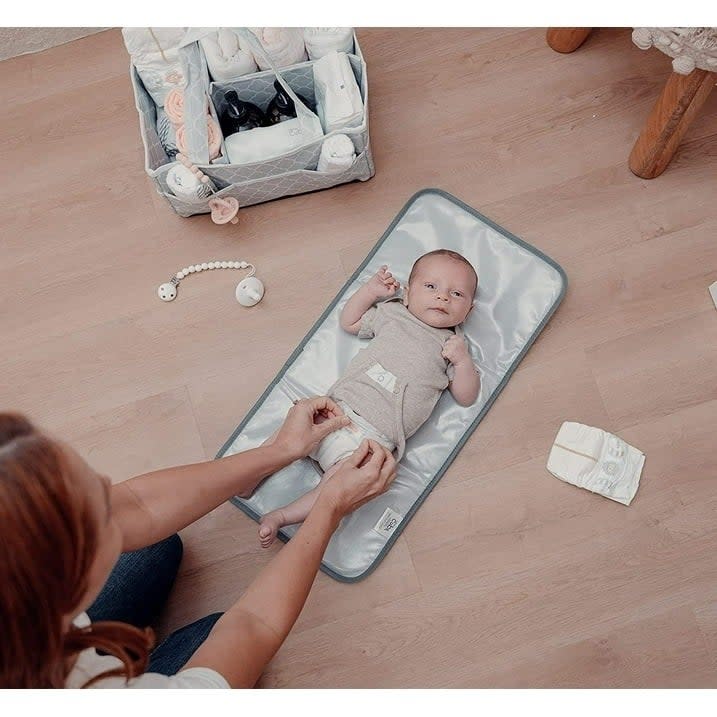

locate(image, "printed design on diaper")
(365, 362), (397, 393)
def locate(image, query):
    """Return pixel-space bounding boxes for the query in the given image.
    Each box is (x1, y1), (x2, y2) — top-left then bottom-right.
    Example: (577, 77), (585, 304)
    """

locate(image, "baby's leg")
(258, 459), (345, 548)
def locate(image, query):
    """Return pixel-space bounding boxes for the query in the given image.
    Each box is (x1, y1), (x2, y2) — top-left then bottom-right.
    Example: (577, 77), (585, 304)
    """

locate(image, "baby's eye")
(425, 283), (435, 290)
(451, 291), (463, 298)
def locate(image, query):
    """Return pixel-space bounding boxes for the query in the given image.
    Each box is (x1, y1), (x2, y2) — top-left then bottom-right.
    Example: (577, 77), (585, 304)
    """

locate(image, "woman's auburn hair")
(0, 412), (153, 688)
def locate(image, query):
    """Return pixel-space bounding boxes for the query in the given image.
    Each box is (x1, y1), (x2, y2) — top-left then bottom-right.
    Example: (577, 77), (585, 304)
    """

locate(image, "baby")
(259, 249), (481, 547)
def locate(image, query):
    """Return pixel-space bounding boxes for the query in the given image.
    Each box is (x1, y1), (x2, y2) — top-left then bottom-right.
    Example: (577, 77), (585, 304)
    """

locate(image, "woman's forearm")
(113, 443), (294, 552)
(182, 491), (342, 687)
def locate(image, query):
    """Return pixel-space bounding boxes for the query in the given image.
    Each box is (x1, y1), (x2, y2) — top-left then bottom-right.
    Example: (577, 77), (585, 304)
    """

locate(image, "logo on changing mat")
(373, 508), (403, 537)
(366, 362), (397, 393)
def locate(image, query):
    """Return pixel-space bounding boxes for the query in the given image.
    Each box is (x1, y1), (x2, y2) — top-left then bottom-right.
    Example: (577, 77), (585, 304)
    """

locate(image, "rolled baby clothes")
(313, 51), (364, 133)
(122, 27), (188, 106)
(304, 28), (354, 60)
(156, 108), (178, 158)
(163, 88), (185, 126)
(200, 29), (258, 81)
(248, 28), (307, 70)
(547, 422), (646, 506)
(175, 115), (223, 161)
(165, 163), (215, 202)
(317, 134), (356, 172)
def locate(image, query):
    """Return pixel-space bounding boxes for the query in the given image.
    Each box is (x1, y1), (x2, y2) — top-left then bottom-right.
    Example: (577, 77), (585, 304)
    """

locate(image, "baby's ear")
(402, 286), (410, 306)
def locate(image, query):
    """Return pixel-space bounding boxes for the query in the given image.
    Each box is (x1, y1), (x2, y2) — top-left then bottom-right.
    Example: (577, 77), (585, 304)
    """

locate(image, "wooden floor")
(2, 28), (716, 688)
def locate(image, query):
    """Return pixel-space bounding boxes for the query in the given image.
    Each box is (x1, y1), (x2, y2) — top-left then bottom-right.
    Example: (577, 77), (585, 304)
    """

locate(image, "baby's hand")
(442, 335), (471, 367)
(366, 265), (400, 299)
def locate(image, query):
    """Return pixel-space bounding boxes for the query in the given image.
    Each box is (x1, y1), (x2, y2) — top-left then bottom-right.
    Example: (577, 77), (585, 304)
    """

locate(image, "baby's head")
(403, 249), (477, 329)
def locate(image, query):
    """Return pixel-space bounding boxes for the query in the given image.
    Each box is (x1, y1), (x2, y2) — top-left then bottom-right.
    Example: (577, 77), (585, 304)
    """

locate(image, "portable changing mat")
(218, 189), (567, 581)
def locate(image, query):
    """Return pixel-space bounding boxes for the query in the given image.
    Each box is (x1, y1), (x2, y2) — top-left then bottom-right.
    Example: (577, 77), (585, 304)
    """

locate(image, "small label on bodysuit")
(366, 362), (397, 393)
(373, 507), (403, 538)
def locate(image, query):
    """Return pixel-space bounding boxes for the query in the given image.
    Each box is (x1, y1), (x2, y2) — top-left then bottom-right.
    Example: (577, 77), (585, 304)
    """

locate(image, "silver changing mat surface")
(218, 189), (567, 581)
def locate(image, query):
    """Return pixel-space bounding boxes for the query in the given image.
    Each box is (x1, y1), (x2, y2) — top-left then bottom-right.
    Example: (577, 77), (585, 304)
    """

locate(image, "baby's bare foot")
(258, 510), (286, 548)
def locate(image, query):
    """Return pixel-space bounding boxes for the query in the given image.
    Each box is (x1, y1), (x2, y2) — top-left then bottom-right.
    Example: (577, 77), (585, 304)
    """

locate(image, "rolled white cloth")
(317, 134), (356, 173)
(200, 29), (258, 81)
(247, 28), (307, 70)
(166, 163), (215, 202)
(313, 51), (364, 133)
(304, 28), (354, 60)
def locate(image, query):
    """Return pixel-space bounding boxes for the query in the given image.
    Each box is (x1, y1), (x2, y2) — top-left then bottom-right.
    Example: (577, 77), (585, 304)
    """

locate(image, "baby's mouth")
(430, 307), (448, 314)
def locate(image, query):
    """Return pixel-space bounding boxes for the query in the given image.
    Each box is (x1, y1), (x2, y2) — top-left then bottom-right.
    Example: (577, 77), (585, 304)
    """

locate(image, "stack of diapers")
(200, 29), (258, 81)
(317, 134), (356, 172)
(304, 28), (354, 60)
(165, 163), (215, 201)
(547, 422), (645, 506)
(122, 27), (189, 106)
(313, 51), (364, 133)
(247, 28), (307, 70)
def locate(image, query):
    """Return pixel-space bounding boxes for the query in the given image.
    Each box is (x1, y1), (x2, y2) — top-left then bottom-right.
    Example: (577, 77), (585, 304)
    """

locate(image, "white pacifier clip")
(157, 260), (265, 307)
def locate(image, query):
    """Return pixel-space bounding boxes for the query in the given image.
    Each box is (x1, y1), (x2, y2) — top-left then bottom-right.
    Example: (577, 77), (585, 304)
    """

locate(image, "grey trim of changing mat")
(218, 188), (568, 582)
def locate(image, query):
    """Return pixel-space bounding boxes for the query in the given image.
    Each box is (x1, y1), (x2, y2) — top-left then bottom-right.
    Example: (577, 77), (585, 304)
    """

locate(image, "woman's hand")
(320, 439), (397, 517)
(273, 397), (351, 462)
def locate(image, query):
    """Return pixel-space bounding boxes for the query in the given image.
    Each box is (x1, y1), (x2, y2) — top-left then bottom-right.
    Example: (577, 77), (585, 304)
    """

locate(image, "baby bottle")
(221, 90), (267, 135)
(266, 79), (315, 124)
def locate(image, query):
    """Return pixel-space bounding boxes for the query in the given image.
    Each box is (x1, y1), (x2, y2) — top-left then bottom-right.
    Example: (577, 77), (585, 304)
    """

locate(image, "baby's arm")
(340, 265), (400, 334)
(442, 335), (481, 407)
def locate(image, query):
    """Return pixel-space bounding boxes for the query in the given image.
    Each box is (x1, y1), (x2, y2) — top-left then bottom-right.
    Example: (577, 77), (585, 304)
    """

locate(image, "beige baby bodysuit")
(329, 299), (463, 458)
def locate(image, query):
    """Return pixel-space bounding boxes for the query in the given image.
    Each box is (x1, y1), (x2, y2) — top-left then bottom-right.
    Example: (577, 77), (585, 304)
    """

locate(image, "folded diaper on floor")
(313, 51), (364, 133)
(304, 28), (354, 60)
(200, 29), (258, 81)
(317, 134), (356, 172)
(547, 422), (645, 506)
(248, 28), (307, 70)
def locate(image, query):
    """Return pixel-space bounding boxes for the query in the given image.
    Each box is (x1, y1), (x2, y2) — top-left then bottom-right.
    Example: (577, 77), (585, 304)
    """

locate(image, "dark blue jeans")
(87, 534), (223, 676)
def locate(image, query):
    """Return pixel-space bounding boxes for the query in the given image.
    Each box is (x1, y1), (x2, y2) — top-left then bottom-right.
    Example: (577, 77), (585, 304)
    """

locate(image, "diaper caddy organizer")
(127, 28), (374, 218)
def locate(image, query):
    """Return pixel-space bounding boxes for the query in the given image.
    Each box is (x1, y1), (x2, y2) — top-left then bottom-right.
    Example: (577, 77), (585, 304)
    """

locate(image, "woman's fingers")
(348, 439), (371, 467)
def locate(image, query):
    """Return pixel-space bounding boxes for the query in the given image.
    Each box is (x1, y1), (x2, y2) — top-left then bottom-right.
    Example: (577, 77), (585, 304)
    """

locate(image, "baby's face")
(405, 255), (475, 329)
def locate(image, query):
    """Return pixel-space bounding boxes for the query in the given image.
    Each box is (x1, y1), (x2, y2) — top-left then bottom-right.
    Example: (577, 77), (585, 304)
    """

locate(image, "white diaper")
(547, 422), (645, 506)
(310, 402), (396, 472)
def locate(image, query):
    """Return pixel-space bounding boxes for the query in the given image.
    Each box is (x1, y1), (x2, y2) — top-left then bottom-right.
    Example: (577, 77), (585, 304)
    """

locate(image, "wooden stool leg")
(629, 69), (715, 179)
(546, 28), (593, 53)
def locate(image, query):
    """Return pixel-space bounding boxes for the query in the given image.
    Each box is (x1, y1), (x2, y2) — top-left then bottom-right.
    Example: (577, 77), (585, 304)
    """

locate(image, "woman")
(0, 398), (397, 688)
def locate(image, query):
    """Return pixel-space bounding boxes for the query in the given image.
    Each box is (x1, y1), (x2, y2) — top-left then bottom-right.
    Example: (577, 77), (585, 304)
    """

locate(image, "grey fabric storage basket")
(129, 30), (374, 217)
